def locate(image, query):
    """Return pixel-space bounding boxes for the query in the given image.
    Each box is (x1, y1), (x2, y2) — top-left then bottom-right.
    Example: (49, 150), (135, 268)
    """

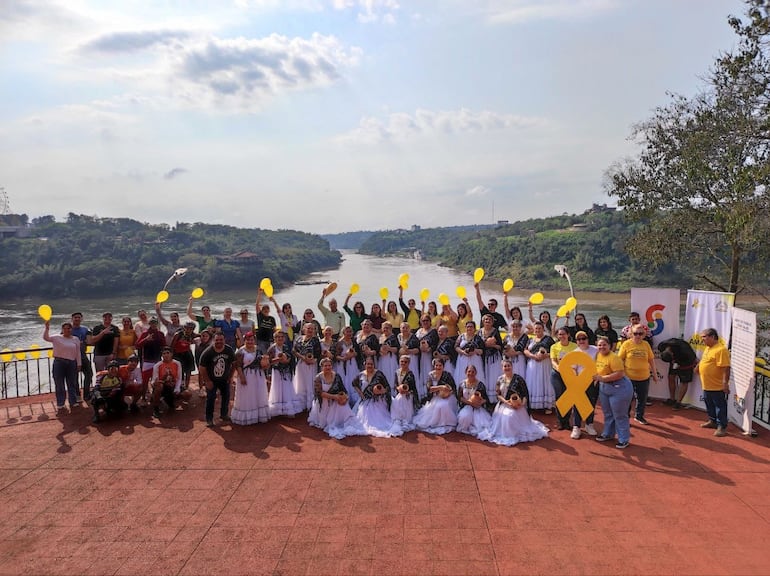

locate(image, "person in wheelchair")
(92, 361), (126, 423)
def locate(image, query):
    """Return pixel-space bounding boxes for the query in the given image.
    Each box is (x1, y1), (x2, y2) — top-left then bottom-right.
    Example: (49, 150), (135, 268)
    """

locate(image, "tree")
(605, 0), (770, 294)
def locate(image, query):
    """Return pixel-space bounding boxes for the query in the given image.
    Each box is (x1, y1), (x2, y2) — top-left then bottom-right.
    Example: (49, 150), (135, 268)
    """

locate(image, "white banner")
(630, 288), (682, 399)
(730, 308), (756, 433)
(682, 290), (735, 411)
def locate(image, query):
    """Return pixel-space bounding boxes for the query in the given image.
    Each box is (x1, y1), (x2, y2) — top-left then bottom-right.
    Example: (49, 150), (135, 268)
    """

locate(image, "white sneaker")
(584, 423), (598, 436)
(570, 426), (581, 439)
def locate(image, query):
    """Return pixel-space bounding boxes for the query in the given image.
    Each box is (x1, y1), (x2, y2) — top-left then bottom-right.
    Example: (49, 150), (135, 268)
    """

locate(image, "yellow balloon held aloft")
(556, 304), (569, 317)
(156, 290), (169, 304)
(473, 267), (485, 283)
(398, 273), (410, 289)
(502, 278), (514, 293)
(565, 296), (578, 312)
(38, 304), (53, 322)
(260, 277), (272, 290)
(350, 283), (360, 295)
(529, 292), (544, 305)
(191, 287), (205, 299)
(30, 344), (41, 359)
(438, 293), (450, 306)
(379, 287), (389, 300)
(456, 286), (467, 299)
(264, 283), (274, 298)
(1, 349), (11, 362)
(419, 288), (430, 301)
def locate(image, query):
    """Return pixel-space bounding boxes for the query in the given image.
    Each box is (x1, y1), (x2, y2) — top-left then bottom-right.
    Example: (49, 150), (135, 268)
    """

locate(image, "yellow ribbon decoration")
(555, 350), (597, 421)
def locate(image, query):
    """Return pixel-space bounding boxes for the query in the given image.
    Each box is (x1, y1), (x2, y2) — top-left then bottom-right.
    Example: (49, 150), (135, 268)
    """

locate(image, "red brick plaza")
(1, 392), (769, 576)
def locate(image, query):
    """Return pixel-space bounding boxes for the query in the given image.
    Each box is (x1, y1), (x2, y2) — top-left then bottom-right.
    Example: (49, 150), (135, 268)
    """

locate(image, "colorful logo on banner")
(645, 304), (665, 336)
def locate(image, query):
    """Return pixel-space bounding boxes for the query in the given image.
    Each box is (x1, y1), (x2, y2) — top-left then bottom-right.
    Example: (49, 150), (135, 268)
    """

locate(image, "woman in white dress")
(456, 364), (493, 437)
(308, 358), (365, 439)
(319, 325), (337, 366)
(416, 314), (438, 392)
(355, 319), (380, 369)
(354, 357), (399, 437)
(433, 325), (456, 382)
(268, 330), (301, 417)
(479, 359), (549, 446)
(390, 355), (420, 431)
(397, 322), (420, 381)
(503, 320), (529, 380)
(454, 320), (485, 383)
(524, 321), (555, 412)
(293, 323), (321, 411)
(479, 314), (503, 403)
(378, 322), (399, 392)
(335, 326), (360, 407)
(413, 358), (458, 435)
(231, 332), (270, 425)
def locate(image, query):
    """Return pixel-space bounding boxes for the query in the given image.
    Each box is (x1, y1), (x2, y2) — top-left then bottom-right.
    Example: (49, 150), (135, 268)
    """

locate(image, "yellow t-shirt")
(595, 352), (624, 376)
(550, 341), (577, 367)
(699, 342), (730, 391)
(618, 340), (654, 380)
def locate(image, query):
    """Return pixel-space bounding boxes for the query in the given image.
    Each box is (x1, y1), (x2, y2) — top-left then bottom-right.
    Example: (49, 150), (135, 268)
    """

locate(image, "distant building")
(585, 203), (616, 214)
(219, 250), (262, 265)
(411, 224), (421, 231)
(497, 220), (509, 225)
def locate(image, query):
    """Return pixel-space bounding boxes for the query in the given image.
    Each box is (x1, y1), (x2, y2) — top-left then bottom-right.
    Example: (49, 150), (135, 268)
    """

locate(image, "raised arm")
(474, 282), (485, 315)
(186, 297), (196, 322)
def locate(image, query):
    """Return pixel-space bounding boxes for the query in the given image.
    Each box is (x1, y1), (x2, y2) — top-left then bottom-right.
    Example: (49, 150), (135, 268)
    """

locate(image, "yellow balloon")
(15, 351), (26, 360)
(379, 287), (389, 300)
(38, 304), (53, 322)
(350, 283), (360, 295)
(438, 293), (450, 306)
(473, 267), (485, 283)
(565, 297), (577, 312)
(191, 287), (205, 299)
(264, 284), (274, 298)
(419, 288), (430, 301)
(30, 344), (41, 360)
(401, 281), (409, 290)
(502, 279), (514, 293)
(1, 348), (11, 362)
(456, 286), (467, 299)
(156, 290), (169, 304)
(556, 304), (569, 317)
(529, 292), (544, 305)
(398, 273), (410, 289)
(260, 277), (272, 290)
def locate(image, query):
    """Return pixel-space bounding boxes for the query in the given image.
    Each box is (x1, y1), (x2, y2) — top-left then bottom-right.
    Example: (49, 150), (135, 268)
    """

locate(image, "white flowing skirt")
(390, 393), (416, 432)
(293, 361), (317, 411)
(525, 359), (554, 410)
(310, 398), (367, 439)
(413, 396), (458, 435)
(269, 369), (302, 417)
(336, 359), (361, 407)
(484, 356), (503, 402)
(355, 397), (401, 437)
(231, 368), (270, 425)
(478, 403), (549, 446)
(456, 405), (493, 437)
(378, 353), (398, 393)
(455, 354), (483, 384)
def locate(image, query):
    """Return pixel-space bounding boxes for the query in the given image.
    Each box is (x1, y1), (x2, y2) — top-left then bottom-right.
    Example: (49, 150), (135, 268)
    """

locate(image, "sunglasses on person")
(633, 331), (645, 336)
(576, 336), (588, 341)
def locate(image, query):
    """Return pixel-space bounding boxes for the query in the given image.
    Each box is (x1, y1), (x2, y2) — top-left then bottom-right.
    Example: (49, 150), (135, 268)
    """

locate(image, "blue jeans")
(599, 377), (634, 443)
(205, 379), (231, 422)
(629, 378), (649, 419)
(703, 390), (728, 428)
(585, 383), (599, 425)
(52, 358), (79, 407)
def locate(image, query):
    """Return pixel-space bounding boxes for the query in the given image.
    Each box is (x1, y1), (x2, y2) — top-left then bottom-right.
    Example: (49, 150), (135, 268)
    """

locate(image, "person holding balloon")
(473, 277), (507, 329)
(43, 317), (82, 411)
(398, 286), (421, 332)
(438, 297), (459, 338)
(343, 284), (368, 334)
(384, 299), (404, 330)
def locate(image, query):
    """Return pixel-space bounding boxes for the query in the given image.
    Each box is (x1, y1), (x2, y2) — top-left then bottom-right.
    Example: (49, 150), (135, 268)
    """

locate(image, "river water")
(2, 250), (643, 353)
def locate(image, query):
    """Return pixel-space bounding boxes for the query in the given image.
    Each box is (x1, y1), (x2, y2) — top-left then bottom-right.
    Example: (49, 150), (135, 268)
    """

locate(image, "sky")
(0, 0), (748, 234)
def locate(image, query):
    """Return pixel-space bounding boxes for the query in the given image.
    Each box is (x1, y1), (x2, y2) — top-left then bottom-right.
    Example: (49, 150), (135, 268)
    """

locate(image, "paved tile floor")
(1, 392), (769, 575)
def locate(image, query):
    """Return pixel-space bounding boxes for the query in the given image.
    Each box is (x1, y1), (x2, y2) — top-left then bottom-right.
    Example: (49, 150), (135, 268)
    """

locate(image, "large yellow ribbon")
(555, 350), (597, 420)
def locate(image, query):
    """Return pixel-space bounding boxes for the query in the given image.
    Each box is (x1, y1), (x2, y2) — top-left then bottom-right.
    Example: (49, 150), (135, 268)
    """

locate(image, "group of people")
(43, 281), (732, 442)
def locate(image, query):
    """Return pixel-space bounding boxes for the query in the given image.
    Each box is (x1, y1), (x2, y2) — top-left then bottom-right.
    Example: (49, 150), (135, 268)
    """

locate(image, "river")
(2, 250), (645, 353)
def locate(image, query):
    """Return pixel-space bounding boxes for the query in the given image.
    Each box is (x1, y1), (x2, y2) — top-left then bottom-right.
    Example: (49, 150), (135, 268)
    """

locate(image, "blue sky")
(0, 0), (746, 233)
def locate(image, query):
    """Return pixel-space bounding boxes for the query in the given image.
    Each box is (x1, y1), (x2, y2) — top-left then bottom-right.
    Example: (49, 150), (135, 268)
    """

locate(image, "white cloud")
(336, 108), (546, 145)
(456, 0), (617, 25)
(466, 185), (490, 197)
